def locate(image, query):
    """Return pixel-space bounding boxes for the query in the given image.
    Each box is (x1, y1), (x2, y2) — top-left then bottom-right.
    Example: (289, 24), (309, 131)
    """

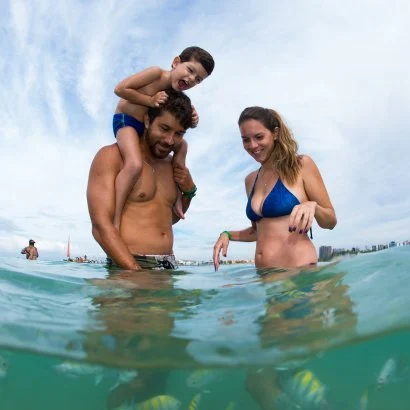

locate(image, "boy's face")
(170, 57), (209, 92)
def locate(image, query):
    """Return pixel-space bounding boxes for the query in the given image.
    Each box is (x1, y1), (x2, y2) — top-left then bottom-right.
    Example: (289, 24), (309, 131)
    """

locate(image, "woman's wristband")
(220, 230), (232, 240)
(182, 185), (197, 199)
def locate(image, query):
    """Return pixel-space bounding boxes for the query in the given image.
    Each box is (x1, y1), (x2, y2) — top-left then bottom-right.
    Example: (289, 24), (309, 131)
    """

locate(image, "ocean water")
(0, 247), (410, 410)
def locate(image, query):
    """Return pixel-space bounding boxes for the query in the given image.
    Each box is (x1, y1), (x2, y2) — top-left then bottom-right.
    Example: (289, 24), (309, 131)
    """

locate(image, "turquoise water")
(1, 247), (410, 409)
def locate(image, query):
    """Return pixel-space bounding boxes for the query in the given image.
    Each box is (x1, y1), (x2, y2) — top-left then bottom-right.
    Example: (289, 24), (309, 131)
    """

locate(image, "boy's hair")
(147, 89), (193, 130)
(179, 46), (215, 76)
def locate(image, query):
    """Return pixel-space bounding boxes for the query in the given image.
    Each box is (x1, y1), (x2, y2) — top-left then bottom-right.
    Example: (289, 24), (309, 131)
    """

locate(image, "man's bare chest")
(127, 162), (176, 204)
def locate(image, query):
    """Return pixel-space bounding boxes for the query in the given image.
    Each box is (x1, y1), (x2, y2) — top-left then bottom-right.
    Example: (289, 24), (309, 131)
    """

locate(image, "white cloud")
(1, 0), (409, 261)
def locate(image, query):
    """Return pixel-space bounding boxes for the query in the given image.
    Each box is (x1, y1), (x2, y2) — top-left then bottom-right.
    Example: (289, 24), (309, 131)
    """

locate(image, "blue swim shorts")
(112, 113), (145, 138)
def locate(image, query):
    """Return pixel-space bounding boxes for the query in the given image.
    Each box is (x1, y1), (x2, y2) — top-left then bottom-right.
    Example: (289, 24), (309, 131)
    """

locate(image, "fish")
(188, 393), (202, 410)
(109, 369), (139, 391)
(357, 387), (369, 410)
(0, 354), (9, 379)
(54, 361), (105, 385)
(376, 355), (409, 389)
(135, 395), (181, 410)
(186, 369), (221, 389)
(276, 368), (329, 410)
(225, 401), (236, 410)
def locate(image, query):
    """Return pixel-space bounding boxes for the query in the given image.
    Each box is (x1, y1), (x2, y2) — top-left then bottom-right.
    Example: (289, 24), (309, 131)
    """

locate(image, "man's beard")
(146, 135), (172, 159)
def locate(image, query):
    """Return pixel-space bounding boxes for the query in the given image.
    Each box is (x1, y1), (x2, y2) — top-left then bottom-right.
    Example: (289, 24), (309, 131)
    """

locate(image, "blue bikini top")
(246, 168), (300, 222)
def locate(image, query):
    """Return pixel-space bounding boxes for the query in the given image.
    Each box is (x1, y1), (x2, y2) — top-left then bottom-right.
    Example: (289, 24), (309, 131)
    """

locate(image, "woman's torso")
(246, 164), (317, 268)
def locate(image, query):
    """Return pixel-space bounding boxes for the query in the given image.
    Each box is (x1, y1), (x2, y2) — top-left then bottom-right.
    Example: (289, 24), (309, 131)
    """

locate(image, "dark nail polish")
(299, 230), (303, 234)
(288, 227), (292, 232)
(292, 227), (297, 232)
(304, 229), (309, 233)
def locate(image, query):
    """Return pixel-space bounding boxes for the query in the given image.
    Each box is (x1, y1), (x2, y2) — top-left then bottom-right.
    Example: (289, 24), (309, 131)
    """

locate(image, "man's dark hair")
(147, 89), (193, 130)
(179, 46), (215, 76)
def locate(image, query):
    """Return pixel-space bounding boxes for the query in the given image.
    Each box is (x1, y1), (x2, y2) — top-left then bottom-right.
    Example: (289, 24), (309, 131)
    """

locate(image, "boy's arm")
(114, 66), (164, 107)
(87, 147), (141, 270)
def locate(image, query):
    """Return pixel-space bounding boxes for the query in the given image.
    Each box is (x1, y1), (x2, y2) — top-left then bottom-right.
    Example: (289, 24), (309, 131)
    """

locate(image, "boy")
(112, 46), (214, 230)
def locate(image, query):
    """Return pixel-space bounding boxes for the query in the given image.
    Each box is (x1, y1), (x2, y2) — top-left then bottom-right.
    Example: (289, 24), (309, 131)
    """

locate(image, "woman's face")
(240, 119), (277, 164)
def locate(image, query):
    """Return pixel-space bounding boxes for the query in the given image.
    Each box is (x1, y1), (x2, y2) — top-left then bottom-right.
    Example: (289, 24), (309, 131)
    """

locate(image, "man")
(86, 89), (196, 408)
(21, 239), (39, 260)
(87, 89), (196, 270)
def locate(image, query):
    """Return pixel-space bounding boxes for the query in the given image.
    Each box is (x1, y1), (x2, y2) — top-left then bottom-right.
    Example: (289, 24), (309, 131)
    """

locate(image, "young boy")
(112, 46), (215, 230)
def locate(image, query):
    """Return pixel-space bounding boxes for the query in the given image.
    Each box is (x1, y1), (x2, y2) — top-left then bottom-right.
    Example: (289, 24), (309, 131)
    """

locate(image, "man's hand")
(173, 165), (195, 193)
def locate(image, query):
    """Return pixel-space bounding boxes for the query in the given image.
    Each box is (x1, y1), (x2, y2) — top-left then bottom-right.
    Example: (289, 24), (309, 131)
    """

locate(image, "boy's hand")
(191, 105), (199, 128)
(151, 91), (168, 107)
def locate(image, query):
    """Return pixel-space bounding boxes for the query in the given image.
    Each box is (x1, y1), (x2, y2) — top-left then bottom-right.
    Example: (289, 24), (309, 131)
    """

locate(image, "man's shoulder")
(93, 143), (122, 163)
(96, 143), (120, 156)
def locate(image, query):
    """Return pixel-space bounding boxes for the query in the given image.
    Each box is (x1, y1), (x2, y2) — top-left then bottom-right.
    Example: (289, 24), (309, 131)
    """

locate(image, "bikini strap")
(249, 168), (262, 195)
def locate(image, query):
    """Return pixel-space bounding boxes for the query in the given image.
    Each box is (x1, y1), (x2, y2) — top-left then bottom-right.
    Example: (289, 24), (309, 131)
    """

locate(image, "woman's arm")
(213, 172), (259, 270)
(290, 155), (336, 231)
(213, 225), (257, 271)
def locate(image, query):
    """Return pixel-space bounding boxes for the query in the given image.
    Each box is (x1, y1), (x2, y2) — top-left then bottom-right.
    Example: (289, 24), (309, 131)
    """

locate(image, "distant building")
(389, 241), (397, 248)
(319, 246), (333, 260)
(372, 245), (377, 252)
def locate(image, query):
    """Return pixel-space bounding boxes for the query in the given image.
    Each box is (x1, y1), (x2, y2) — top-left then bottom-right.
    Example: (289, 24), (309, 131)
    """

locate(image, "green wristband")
(221, 230), (232, 240)
(182, 185), (197, 199)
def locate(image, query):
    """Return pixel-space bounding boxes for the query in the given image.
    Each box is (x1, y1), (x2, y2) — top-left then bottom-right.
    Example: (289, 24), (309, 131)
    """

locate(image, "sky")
(1, 0), (409, 261)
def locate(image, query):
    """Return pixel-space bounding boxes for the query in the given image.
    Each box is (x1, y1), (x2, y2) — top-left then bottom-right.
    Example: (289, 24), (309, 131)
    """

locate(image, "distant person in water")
(111, 46), (214, 231)
(21, 239), (39, 260)
(213, 106), (337, 271)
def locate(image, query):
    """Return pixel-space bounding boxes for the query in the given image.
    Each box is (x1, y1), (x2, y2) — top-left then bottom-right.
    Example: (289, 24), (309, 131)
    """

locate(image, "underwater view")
(1, 246), (410, 410)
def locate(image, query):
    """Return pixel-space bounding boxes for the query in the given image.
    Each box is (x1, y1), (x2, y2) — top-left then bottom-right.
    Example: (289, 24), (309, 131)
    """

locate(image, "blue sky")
(1, 0), (409, 261)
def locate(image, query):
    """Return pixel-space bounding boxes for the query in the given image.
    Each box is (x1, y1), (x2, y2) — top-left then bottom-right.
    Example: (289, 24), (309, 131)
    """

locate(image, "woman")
(213, 106), (337, 270)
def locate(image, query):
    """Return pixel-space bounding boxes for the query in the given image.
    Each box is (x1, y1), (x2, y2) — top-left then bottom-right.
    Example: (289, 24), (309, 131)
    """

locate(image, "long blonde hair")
(238, 106), (301, 185)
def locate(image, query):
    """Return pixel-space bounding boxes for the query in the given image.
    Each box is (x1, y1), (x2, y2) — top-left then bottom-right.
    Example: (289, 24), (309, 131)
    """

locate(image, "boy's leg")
(172, 139), (187, 169)
(114, 127), (143, 230)
(171, 140), (188, 219)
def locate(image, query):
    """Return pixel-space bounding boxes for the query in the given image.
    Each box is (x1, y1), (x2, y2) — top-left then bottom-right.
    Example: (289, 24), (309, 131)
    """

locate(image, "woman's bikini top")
(246, 168), (300, 222)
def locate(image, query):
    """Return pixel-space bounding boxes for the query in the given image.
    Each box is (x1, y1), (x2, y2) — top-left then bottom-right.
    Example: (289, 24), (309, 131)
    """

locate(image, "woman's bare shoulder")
(245, 169), (259, 183)
(299, 154), (319, 173)
(244, 169), (259, 194)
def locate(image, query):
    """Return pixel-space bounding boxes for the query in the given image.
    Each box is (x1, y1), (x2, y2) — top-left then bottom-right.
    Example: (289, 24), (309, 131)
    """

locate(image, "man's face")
(145, 111), (186, 159)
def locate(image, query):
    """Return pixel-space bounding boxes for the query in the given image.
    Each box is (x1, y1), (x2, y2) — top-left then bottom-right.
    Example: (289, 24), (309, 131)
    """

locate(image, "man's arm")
(172, 165), (196, 224)
(87, 146), (141, 270)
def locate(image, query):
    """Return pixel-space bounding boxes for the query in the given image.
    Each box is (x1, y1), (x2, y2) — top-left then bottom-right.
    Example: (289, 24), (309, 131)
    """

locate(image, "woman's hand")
(213, 233), (230, 271)
(288, 201), (317, 234)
